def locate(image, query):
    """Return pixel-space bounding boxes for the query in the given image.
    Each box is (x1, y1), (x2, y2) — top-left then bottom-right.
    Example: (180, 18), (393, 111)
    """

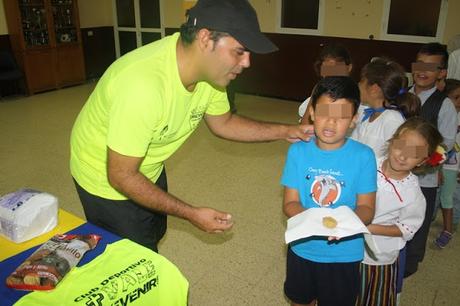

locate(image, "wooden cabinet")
(3, 0), (86, 94)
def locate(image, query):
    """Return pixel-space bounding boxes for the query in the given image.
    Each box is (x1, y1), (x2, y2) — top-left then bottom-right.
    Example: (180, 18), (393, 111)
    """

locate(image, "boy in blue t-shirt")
(281, 76), (377, 306)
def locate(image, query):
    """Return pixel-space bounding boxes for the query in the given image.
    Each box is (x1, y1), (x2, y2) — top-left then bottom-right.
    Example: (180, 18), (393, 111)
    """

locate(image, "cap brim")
(231, 29), (278, 54)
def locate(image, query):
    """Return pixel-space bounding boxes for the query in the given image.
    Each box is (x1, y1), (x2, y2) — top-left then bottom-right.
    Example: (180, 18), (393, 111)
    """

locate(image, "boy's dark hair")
(417, 42), (449, 69)
(310, 76), (360, 115)
(313, 43), (352, 77)
(444, 78), (460, 96)
(179, 23), (229, 46)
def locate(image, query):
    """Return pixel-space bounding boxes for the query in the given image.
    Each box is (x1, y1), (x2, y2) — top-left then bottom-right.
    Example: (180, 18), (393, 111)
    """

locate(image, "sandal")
(434, 230), (453, 249)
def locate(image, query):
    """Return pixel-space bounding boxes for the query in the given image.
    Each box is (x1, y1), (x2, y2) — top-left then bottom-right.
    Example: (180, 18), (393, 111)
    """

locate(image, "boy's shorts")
(284, 247), (360, 306)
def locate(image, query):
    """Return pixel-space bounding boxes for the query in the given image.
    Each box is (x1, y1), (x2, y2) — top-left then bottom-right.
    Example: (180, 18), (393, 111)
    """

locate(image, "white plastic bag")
(0, 189), (58, 243)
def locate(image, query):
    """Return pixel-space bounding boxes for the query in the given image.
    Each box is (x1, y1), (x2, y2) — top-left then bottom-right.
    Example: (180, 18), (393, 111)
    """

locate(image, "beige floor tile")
(188, 264), (264, 306)
(2, 86), (460, 305)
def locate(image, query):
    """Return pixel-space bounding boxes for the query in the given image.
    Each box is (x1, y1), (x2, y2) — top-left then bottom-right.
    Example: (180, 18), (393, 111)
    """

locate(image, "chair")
(0, 50), (25, 98)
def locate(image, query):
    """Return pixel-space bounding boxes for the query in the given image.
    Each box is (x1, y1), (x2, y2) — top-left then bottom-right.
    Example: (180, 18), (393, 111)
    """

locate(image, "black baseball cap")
(186, 0), (278, 54)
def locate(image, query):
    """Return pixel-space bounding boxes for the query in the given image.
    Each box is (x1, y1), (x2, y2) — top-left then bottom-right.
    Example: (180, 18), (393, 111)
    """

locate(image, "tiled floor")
(1, 83), (459, 305)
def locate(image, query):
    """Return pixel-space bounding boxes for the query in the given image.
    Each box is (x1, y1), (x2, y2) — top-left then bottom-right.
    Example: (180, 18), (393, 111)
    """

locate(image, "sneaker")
(434, 230), (453, 249)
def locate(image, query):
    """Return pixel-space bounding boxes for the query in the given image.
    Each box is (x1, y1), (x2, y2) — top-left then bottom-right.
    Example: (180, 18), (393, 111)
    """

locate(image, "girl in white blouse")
(357, 117), (443, 306)
(351, 58), (421, 159)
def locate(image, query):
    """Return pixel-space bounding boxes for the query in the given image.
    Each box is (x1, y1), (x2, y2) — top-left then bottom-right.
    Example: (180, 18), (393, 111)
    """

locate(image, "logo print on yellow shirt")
(190, 106), (206, 129)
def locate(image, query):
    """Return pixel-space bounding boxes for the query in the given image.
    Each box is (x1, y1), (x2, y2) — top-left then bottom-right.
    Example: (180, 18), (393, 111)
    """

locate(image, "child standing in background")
(357, 117), (443, 306)
(447, 79), (460, 230)
(434, 78), (460, 247)
(351, 58), (421, 159)
(299, 43), (353, 124)
(405, 43), (457, 277)
(282, 76), (376, 306)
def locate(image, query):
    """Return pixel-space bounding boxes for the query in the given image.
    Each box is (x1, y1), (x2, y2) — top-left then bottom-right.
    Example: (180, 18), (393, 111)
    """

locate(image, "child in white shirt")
(435, 78), (460, 247)
(357, 117), (443, 306)
(351, 57), (421, 158)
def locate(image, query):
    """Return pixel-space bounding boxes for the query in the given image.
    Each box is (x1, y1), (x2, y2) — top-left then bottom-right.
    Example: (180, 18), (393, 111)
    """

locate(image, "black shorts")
(73, 168), (168, 252)
(284, 247), (360, 306)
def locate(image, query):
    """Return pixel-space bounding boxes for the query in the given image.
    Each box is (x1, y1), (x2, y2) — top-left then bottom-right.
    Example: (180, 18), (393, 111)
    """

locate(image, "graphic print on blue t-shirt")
(284, 140), (372, 212)
(308, 172), (344, 207)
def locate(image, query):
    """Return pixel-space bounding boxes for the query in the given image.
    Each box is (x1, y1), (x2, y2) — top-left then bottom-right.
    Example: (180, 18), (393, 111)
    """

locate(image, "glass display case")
(3, 0), (86, 94)
(51, 0), (78, 44)
(18, 0), (49, 47)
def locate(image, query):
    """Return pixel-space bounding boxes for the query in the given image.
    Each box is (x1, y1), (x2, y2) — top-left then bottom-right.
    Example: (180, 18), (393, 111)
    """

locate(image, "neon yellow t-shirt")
(70, 33), (229, 199)
(14, 239), (189, 306)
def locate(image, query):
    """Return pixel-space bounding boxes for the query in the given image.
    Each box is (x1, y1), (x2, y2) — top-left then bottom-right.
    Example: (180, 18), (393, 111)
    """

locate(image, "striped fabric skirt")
(356, 260), (398, 306)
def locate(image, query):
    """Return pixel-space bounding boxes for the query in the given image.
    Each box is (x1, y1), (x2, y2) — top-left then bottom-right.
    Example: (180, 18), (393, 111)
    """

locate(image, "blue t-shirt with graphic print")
(281, 138), (377, 263)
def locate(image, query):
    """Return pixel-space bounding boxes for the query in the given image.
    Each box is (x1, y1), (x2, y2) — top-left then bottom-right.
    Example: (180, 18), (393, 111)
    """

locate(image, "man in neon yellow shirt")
(70, 0), (313, 252)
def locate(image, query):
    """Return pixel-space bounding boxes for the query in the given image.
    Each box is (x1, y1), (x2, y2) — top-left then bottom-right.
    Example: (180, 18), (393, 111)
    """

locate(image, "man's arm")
(204, 112), (313, 143)
(107, 148), (233, 233)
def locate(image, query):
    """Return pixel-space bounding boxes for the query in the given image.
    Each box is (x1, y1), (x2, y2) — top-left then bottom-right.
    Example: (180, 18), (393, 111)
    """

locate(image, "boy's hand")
(327, 236), (341, 241)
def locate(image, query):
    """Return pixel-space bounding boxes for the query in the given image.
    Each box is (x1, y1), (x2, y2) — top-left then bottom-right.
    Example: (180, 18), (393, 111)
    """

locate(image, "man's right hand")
(189, 207), (233, 233)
